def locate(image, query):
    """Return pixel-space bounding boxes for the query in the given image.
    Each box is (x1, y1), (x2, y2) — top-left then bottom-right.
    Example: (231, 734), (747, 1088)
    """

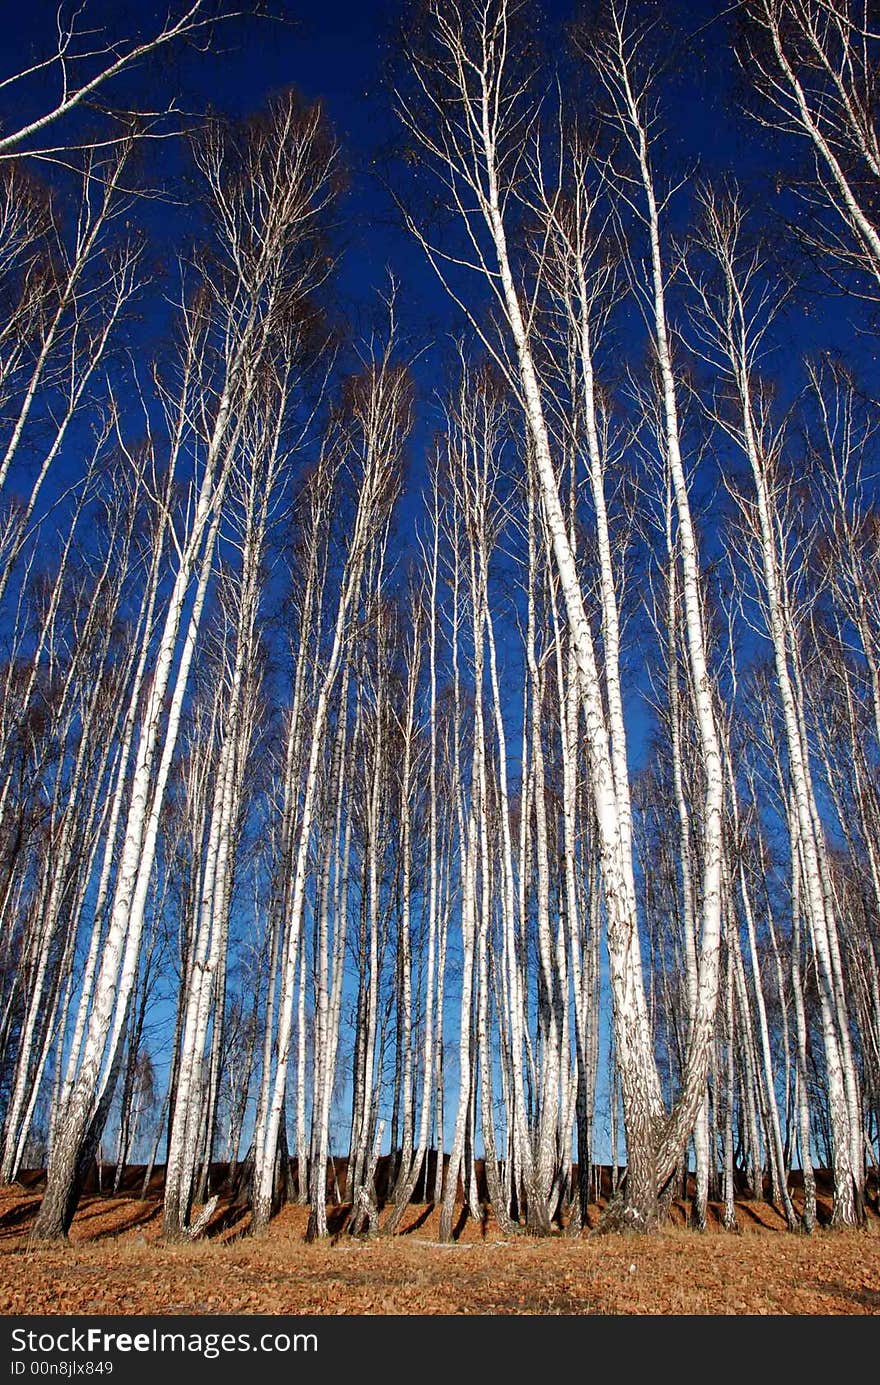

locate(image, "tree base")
(594, 1190), (664, 1235)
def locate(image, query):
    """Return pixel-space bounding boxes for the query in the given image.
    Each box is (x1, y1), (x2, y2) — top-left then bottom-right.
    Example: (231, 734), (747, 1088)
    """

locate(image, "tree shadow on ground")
(808, 1279), (880, 1310)
(200, 1203), (251, 1241)
(71, 1200), (161, 1241)
(0, 1197), (40, 1240)
(399, 1203), (434, 1235)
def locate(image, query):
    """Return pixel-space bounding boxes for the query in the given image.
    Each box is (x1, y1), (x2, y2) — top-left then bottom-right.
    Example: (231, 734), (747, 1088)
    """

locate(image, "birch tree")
(689, 186), (865, 1223)
(32, 91), (337, 1240)
(251, 310), (411, 1234)
(396, 0), (727, 1228)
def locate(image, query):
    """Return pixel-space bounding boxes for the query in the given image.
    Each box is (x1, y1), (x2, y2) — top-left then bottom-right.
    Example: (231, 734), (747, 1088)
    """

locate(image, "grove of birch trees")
(0, 0), (878, 1242)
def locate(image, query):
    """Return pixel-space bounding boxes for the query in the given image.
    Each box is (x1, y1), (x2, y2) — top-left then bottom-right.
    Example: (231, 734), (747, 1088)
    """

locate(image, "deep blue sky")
(0, 0), (759, 347)
(4, 0), (876, 1162)
(4, 0), (845, 392)
(2, 0), (874, 690)
(3, 0), (873, 621)
(4, 0), (872, 771)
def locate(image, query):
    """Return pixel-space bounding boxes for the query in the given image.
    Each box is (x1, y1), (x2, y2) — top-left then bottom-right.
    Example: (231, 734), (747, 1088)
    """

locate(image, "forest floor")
(0, 1182), (878, 1314)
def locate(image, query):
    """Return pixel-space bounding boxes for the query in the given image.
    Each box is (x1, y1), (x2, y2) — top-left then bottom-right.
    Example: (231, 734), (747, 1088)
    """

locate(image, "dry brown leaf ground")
(0, 1188), (877, 1315)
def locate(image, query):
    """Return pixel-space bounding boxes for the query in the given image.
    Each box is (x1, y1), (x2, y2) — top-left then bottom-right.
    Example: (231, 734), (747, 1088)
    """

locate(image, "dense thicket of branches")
(0, 0), (878, 1242)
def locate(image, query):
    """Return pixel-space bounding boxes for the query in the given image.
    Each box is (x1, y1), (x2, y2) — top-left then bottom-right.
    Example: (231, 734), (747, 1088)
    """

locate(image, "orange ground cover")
(0, 1186), (877, 1315)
